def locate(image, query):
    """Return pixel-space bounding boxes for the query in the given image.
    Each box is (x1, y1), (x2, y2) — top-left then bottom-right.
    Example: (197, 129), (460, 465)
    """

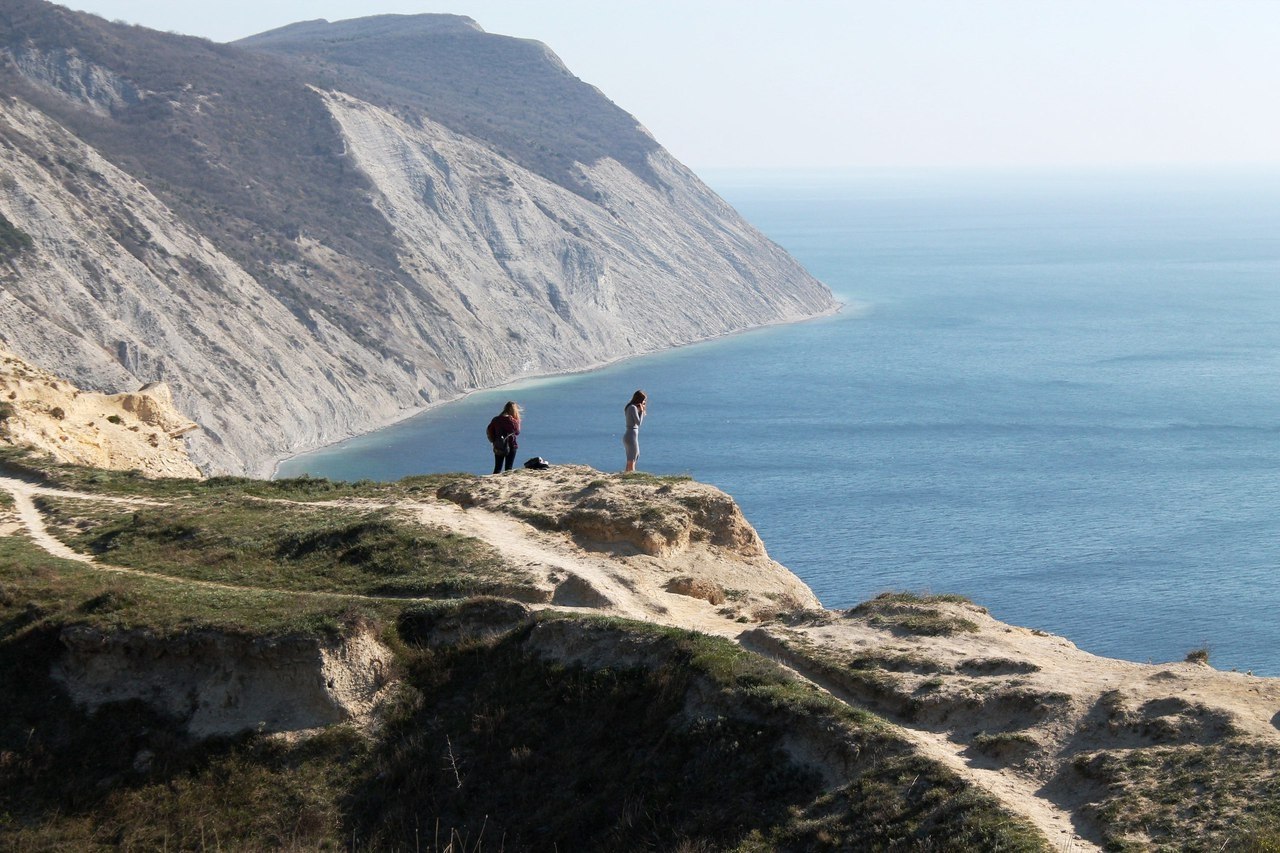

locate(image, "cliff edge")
(3, 453), (1279, 849)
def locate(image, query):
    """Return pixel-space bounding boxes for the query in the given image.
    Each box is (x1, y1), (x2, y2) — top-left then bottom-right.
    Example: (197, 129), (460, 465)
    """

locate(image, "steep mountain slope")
(0, 1), (836, 475)
(236, 14), (662, 196)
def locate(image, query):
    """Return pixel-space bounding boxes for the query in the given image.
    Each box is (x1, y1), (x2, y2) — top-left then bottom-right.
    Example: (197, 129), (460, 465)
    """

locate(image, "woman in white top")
(622, 389), (647, 472)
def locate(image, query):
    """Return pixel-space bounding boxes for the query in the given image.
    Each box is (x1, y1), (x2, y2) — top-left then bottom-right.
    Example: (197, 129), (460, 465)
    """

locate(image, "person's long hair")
(501, 401), (521, 421)
(626, 390), (647, 411)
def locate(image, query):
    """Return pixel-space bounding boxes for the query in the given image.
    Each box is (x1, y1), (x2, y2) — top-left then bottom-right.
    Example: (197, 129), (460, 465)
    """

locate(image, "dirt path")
(0, 476), (408, 604)
(738, 631), (1103, 851)
(1, 475), (164, 563)
(900, 732), (1099, 853)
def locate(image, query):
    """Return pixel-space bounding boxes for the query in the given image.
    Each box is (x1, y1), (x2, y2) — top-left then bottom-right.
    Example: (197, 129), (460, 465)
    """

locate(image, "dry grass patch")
(1073, 739), (1280, 851)
(849, 592), (982, 636)
(33, 489), (537, 601)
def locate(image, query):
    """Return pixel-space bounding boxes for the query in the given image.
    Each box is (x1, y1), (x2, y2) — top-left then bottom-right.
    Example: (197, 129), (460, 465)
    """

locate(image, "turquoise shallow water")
(279, 169), (1280, 675)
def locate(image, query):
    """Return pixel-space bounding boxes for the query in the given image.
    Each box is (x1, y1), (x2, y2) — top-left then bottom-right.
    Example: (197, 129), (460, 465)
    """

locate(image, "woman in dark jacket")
(487, 401), (521, 473)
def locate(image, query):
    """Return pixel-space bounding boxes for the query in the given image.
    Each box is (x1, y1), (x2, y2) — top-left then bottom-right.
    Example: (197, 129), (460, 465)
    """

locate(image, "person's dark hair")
(626, 390), (647, 410)
(501, 401), (521, 420)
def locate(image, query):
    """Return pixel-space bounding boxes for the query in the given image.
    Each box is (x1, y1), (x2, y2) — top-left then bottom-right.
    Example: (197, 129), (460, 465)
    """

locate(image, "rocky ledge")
(0, 345), (200, 478)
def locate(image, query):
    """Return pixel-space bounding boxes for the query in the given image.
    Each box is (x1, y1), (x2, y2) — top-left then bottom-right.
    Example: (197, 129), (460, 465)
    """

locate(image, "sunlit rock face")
(0, 5), (835, 475)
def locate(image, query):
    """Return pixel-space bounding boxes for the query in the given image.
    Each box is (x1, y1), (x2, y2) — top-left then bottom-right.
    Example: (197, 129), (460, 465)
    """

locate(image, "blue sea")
(279, 169), (1280, 676)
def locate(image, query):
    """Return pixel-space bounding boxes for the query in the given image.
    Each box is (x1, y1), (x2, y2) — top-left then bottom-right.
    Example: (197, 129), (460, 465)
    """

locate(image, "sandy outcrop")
(54, 624), (394, 737)
(0, 345), (201, 478)
(437, 465), (769, 559)
(435, 465), (819, 621)
(740, 595), (1280, 849)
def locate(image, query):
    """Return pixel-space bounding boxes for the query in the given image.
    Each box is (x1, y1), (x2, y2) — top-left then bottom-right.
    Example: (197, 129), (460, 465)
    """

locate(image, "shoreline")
(267, 300), (845, 480)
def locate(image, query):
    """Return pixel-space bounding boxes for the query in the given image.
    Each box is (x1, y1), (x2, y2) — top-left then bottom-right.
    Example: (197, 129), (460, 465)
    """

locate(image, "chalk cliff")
(0, 2), (836, 476)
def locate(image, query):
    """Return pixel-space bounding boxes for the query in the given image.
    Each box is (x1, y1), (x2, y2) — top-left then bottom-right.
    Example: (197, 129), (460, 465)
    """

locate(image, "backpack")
(488, 414), (519, 456)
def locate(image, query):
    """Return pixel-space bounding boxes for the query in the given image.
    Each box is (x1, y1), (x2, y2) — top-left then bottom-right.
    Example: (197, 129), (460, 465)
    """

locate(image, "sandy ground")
(6, 470), (1280, 850)
(0, 347), (201, 479)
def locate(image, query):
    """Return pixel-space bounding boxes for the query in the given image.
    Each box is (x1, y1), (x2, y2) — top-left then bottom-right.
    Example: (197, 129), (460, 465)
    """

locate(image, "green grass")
(354, 609), (1047, 851)
(0, 536), (385, 637)
(970, 731), (1039, 762)
(864, 591), (978, 607)
(848, 650), (953, 675)
(1074, 740), (1280, 851)
(0, 587), (1049, 851)
(1, 446), (470, 503)
(616, 471), (695, 484)
(34, 493), (530, 600)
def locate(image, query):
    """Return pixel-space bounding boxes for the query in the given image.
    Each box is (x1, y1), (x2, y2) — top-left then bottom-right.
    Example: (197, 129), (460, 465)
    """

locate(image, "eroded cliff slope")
(0, 1), (836, 476)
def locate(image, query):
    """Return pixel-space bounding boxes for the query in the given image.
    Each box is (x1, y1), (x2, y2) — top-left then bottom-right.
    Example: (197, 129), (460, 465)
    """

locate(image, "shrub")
(0, 213), (34, 261)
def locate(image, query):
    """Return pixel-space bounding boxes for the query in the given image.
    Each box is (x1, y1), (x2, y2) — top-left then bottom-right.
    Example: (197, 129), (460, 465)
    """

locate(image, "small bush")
(0, 212), (34, 260)
(970, 731), (1038, 758)
(1185, 647), (1210, 665)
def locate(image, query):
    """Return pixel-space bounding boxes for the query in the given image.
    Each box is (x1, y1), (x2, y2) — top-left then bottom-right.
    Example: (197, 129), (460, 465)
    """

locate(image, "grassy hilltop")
(0, 449), (1046, 851)
(4, 449), (1280, 850)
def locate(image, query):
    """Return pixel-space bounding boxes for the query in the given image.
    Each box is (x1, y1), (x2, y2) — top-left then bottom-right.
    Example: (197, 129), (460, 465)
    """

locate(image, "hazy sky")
(63, 0), (1280, 171)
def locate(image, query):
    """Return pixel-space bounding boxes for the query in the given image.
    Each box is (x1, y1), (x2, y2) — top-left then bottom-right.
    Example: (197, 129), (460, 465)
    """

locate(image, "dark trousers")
(493, 449), (516, 474)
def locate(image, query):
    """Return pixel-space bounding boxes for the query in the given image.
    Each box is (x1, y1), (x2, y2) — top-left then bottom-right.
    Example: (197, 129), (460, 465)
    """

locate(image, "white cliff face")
(0, 27), (834, 477)
(8, 45), (143, 116)
(320, 90), (833, 379)
(0, 97), (420, 475)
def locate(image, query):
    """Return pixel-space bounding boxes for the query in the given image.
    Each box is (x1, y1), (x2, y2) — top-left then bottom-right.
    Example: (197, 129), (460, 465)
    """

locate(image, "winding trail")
(3, 475), (164, 564)
(0, 476), (410, 603)
(0, 474), (1099, 849)
(738, 631), (1102, 851)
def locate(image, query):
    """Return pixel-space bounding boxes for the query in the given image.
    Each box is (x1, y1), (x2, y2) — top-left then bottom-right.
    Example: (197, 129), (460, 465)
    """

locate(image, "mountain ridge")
(0, 1), (836, 475)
